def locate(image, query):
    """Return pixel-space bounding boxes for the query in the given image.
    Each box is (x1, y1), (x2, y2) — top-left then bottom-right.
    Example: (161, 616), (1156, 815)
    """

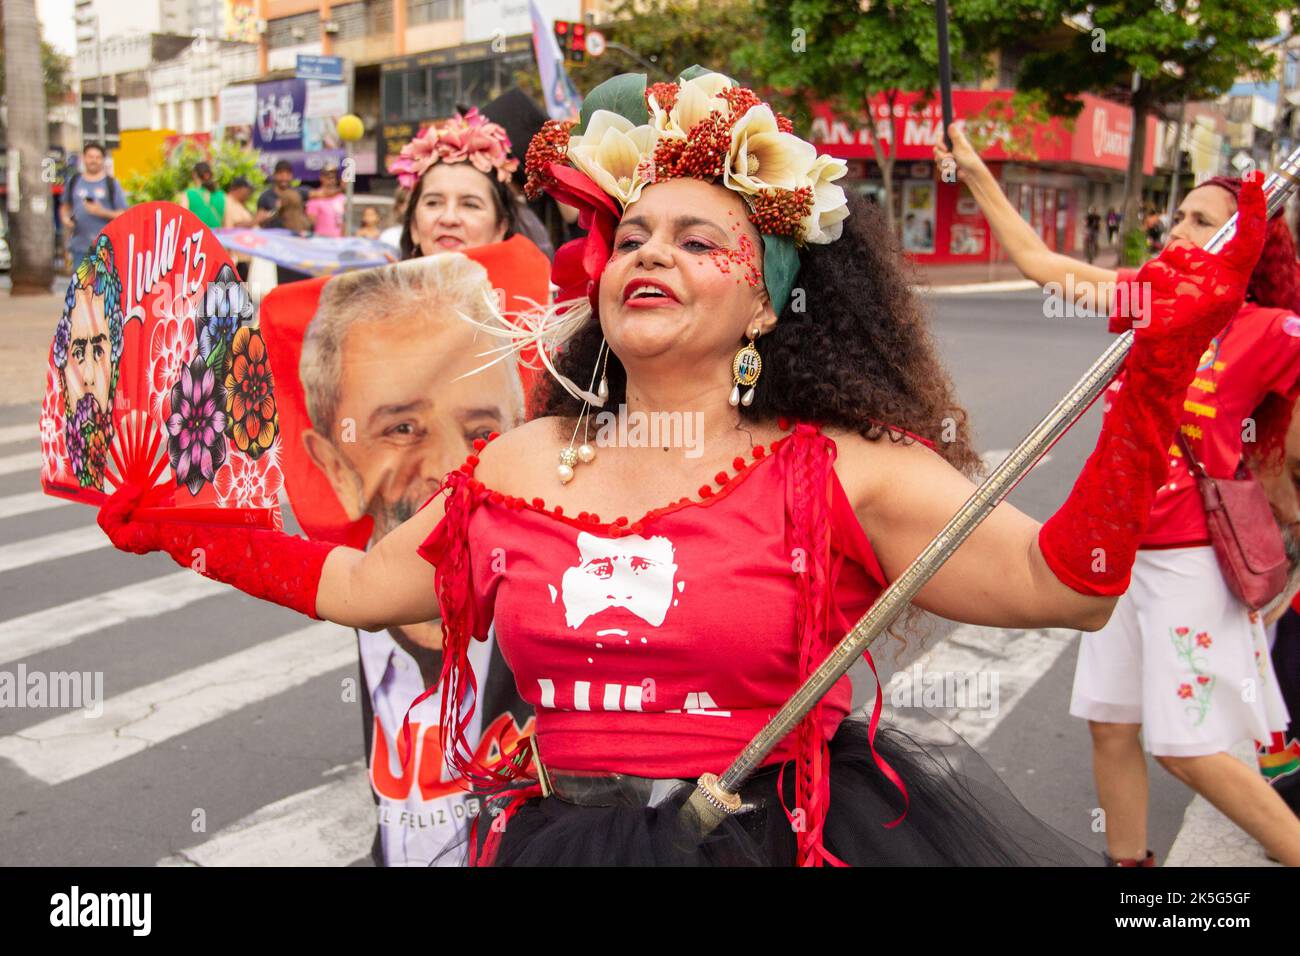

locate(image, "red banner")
(812, 90), (1157, 175)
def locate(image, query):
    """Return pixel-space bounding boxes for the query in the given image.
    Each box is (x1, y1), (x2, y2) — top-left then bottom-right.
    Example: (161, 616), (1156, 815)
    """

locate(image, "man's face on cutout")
(309, 307), (522, 543)
(65, 287), (113, 415)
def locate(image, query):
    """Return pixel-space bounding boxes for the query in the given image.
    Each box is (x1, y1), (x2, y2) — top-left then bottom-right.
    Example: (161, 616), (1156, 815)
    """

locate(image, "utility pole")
(3, 0), (56, 292)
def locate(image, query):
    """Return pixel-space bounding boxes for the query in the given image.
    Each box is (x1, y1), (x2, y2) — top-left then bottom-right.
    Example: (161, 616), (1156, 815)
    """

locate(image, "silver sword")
(680, 149), (1300, 832)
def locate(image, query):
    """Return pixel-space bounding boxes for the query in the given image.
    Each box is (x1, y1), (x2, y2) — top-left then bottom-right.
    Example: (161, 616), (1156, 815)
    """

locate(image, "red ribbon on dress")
(780, 423), (910, 865)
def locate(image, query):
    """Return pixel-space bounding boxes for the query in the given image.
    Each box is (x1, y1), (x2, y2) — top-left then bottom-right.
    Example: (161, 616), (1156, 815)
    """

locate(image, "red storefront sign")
(812, 90), (1156, 174)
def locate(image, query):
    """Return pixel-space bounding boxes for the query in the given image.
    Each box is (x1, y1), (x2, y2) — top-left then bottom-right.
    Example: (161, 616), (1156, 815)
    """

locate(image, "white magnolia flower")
(668, 72), (734, 136)
(647, 87), (683, 138)
(801, 153), (850, 244)
(724, 103), (817, 195)
(568, 110), (660, 205)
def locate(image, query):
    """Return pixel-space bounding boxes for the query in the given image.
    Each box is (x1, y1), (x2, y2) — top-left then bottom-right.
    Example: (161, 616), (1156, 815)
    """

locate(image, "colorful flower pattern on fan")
(39, 366), (69, 484)
(148, 313), (196, 420)
(1171, 626), (1216, 726)
(196, 264), (254, 372)
(215, 444), (283, 511)
(223, 326), (278, 459)
(41, 202), (283, 530)
(166, 355), (229, 496)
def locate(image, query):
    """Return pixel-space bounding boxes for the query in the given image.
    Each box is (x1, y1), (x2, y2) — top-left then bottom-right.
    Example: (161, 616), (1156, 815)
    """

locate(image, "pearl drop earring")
(558, 340), (609, 484)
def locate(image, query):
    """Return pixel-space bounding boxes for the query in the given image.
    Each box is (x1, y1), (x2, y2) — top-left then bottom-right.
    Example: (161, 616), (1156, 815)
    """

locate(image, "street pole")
(1165, 98), (1187, 223)
(94, 14), (106, 146)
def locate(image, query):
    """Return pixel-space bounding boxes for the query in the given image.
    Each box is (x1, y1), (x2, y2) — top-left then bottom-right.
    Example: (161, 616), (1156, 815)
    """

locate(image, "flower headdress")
(387, 107), (520, 190)
(452, 66), (849, 406)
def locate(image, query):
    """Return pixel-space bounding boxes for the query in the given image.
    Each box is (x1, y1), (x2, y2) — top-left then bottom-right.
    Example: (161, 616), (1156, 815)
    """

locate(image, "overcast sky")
(38, 0), (77, 56)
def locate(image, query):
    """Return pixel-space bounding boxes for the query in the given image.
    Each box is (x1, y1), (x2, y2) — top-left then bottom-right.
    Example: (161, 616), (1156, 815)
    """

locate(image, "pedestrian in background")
(938, 122), (1300, 867)
(355, 206), (382, 240)
(1084, 206), (1102, 263)
(378, 186), (410, 249)
(1107, 207), (1121, 246)
(306, 166), (346, 238)
(60, 143), (128, 268)
(255, 160), (308, 227)
(180, 161), (226, 230)
(223, 177), (255, 228)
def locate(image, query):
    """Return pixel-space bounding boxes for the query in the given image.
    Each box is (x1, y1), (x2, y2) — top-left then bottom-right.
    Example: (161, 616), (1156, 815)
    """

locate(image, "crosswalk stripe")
(0, 451), (42, 476)
(0, 622), (354, 785)
(157, 762), (375, 867)
(0, 424), (37, 446)
(0, 570), (226, 666)
(883, 623), (1076, 748)
(0, 490), (72, 521)
(0, 524), (107, 574)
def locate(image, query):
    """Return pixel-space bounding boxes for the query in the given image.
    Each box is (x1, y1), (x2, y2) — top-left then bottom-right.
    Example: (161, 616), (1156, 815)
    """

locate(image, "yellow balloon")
(338, 114), (364, 142)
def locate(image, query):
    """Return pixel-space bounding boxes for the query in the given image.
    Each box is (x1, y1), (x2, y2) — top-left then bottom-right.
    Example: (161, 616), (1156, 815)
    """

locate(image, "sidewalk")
(0, 291), (60, 408)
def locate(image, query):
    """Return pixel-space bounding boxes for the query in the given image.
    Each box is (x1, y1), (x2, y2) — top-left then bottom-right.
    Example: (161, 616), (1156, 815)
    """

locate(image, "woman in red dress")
(98, 69), (1280, 865)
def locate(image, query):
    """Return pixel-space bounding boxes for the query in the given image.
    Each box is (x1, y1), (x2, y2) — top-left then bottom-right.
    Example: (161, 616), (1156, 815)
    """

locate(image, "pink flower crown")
(387, 107), (520, 190)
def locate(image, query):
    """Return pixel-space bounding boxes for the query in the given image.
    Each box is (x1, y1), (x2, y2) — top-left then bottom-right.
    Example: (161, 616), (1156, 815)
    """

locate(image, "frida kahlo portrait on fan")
(53, 236), (125, 490)
(99, 66), (1277, 866)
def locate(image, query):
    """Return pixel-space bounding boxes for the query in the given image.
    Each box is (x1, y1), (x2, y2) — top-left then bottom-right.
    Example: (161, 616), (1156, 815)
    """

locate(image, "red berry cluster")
(524, 119), (575, 200)
(644, 81), (679, 114)
(747, 186), (814, 238)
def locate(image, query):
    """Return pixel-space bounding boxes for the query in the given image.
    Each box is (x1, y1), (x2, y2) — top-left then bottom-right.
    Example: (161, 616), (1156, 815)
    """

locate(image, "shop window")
(408, 0), (462, 24)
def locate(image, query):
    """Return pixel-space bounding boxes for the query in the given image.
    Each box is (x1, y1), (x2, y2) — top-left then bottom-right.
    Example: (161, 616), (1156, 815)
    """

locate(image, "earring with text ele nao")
(729, 327), (761, 407)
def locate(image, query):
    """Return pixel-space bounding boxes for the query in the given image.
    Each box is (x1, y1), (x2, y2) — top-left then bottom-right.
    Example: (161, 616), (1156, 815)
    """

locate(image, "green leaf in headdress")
(574, 73), (648, 135)
(676, 64), (732, 85)
(762, 234), (800, 317)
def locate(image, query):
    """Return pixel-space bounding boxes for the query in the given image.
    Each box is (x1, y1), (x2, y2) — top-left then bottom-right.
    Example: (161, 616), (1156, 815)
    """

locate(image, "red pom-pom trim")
(699, 485), (714, 498)
(733, 456), (746, 471)
(531, 497), (545, 508)
(472, 437), (487, 451)
(714, 471), (728, 485)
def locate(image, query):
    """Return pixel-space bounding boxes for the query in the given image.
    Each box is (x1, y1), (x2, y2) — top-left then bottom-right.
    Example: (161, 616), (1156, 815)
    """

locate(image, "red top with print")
(417, 421), (889, 778)
(1111, 268), (1300, 547)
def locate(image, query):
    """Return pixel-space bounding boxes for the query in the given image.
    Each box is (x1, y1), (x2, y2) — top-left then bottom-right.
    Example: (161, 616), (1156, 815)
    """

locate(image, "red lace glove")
(1039, 172), (1268, 596)
(97, 482), (337, 619)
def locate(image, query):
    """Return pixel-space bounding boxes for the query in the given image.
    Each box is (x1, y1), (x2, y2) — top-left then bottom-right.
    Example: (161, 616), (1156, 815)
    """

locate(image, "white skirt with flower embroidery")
(1069, 546), (1290, 757)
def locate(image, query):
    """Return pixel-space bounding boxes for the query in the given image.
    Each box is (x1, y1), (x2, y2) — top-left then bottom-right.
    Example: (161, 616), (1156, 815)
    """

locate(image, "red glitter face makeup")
(704, 234), (763, 290)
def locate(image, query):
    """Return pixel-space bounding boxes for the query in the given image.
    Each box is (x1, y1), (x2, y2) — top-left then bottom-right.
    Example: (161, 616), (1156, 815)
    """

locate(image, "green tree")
(738, 0), (1062, 231)
(124, 138), (266, 208)
(0, 13), (71, 107)
(1015, 0), (1289, 264)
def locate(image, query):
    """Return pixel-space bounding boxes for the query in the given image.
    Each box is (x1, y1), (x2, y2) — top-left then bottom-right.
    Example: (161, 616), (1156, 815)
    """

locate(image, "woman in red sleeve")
(98, 70), (1293, 866)
(937, 125), (1300, 865)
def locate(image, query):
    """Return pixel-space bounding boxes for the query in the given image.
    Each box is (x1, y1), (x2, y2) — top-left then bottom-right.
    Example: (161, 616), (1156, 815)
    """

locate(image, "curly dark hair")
(534, 189), (981, 477)
(399, 162), (524, 260)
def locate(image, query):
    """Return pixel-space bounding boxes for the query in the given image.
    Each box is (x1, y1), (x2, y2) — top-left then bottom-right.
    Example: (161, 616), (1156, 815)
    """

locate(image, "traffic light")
(570, 22), (586, 62)
(553, 19), (586, 62)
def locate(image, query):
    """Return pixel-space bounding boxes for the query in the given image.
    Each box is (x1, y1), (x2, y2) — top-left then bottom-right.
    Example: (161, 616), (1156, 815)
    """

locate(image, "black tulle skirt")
(449, 715), (1100, 866)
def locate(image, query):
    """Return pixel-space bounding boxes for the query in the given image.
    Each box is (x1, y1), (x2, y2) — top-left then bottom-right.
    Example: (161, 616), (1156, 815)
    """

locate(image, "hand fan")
(39, 201), (284, 529)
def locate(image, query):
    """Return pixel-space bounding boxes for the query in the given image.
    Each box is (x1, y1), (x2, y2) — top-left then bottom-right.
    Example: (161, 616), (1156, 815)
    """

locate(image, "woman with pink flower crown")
(96, 67), (1298, 865)
(388, 107), (534, 260)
